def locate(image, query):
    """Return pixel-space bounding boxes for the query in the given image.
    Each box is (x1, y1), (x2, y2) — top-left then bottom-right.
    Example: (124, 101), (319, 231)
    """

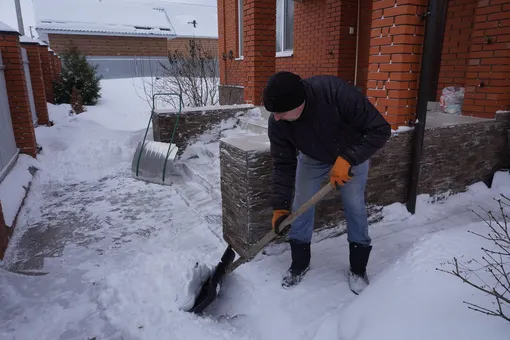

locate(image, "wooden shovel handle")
(226, 182), (335, 273)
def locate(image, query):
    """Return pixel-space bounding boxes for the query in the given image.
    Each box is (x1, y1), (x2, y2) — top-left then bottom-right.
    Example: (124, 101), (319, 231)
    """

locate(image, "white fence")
(86, 56), (219, 80)
(86, 56), (171, 79)
(0, 51), (19, 183)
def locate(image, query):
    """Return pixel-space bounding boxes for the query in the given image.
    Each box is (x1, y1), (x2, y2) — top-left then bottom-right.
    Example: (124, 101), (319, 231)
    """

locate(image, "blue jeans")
(289, 152), (371, 246)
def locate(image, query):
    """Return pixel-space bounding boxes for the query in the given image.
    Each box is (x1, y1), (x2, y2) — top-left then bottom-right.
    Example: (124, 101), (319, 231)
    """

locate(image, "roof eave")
(36, 27), (176, 38)
(168, 35), (218, 40)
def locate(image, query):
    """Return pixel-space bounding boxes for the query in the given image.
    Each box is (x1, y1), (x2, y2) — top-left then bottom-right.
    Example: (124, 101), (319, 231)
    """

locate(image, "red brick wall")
(219, 0), (372, 101)
(0, 32), (38, 157)
(218, 0), (246, 88)
(356, 0), (375, 93)
(20, 42), (50, 125)
(337, 0), (359, 81)
(168, 37), (219, 57)
(39, 45), (54, 104)
(48, 33), (168, 56)
(437, 0), (477, 100)
(275, 0), (368, 83)
(462, 0), (510, 117)
(366, 0), (428, 128)
(275, 0), (341, 78)
(436, 0), (510, 118)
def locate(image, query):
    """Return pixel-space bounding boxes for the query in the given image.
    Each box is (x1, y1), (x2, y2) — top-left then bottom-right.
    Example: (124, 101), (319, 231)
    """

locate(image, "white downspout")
(354, 0), (361, 87)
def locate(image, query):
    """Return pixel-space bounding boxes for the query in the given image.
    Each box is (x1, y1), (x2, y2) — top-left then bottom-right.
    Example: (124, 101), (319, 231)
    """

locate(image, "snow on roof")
(20, 35), (39, 44)
(158, 2), (218, 39)
(0, 21), (19, 34)
(34, 0), (176, 39)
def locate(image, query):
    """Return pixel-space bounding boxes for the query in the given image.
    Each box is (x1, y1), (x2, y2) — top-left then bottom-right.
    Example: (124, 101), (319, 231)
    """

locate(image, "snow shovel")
(188, 182), (335, 314)
(131, 92), (182, 185)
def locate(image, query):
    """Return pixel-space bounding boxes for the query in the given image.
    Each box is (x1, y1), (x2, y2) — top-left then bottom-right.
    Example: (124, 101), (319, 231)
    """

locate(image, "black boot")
(348, 242), (372, 295)
(281, 239), (311, 288)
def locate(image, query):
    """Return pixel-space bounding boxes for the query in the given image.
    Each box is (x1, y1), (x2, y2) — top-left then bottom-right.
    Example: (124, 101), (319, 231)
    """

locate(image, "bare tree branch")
(437, 195), (510, 323)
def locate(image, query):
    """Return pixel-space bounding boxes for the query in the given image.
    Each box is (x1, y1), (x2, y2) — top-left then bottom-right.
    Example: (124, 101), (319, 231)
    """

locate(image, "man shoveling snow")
(264, 71), (391, 293)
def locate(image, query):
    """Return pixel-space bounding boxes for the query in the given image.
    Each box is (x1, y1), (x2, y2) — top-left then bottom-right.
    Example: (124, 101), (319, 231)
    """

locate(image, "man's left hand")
(330, 156), (353, 187)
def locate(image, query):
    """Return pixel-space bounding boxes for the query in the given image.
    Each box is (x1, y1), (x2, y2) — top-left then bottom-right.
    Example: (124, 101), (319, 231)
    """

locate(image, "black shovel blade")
(188, 246), (236, 314)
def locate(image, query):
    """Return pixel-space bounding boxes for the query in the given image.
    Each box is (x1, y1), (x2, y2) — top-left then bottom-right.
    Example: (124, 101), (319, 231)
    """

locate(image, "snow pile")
(98, 250), (213, 314)
(97, 250), (226, 339)
(71, 77), (163, 132)
(35, 108), (138, 183)
(0, 21), (18, 33)
(33, 78), (176, 183)
(309, 172), (510, 340)
(0, 155), (37, 226)
(329, 224), (509, 340)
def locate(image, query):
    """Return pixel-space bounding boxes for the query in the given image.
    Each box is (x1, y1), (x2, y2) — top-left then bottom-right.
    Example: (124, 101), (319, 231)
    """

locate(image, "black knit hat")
(263, 71), (305, 113)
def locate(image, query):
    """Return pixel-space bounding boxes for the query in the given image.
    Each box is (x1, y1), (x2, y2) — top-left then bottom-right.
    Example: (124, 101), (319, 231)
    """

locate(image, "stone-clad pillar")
(219, 135), (344, 254)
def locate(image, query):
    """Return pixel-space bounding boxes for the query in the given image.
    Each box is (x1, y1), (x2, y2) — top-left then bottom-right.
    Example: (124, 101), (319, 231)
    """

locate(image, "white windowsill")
(232, 51), (294, 60)
(276, 50), (293, 58)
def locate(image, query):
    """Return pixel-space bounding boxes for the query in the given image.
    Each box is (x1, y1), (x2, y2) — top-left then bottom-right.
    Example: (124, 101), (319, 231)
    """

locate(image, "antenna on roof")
(187, 20), (197, 28)
(14, 0), (25, 35)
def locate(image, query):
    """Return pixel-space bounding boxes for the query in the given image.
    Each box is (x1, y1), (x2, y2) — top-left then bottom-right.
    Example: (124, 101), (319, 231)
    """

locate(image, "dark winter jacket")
(268, 75), (391, 211)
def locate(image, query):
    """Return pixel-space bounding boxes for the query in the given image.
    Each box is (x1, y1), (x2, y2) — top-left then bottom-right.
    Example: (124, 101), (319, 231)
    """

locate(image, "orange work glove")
(272, 209), (290, 235)
(330, 156), (353, 187)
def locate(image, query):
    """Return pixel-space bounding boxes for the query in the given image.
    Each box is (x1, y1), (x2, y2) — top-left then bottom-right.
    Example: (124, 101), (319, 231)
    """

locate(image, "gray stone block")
(219, 85), (244, 105)
(152, 104), (255, 155)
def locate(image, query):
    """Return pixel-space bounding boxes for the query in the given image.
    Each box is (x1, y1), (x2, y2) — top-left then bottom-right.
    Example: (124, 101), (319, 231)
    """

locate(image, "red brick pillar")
(0, 202), (9, 260)
(20, 41), (50, 125)
(0, 31), (38, 157)
(463, 0), (510, 118)
(39, 44), (54, 103)
(243, 0), (276, 106)
(366, 0), (428, 128)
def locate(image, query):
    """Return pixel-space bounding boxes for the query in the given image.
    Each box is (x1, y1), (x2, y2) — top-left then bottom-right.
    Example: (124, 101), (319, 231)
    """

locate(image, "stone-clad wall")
(220, 112), (510, 254)
(152, 104), (255, 155)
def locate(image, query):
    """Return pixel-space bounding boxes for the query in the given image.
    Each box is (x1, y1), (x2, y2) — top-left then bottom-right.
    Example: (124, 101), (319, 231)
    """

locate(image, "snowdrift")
(314, 223), (510, 340)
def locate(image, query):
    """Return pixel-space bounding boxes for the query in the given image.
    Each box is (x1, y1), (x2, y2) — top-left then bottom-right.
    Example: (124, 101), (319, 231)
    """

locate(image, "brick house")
(218, 0), (510, 129)
(0, 21), (61, 258)
(34, 0), (219, 79)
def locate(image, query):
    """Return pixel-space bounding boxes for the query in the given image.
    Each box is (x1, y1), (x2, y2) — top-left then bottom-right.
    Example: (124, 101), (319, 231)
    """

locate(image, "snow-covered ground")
(1, 78), (509, 340)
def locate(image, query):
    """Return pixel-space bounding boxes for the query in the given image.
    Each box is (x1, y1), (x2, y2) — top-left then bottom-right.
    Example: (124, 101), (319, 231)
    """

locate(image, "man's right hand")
(272, 209), (290, 235)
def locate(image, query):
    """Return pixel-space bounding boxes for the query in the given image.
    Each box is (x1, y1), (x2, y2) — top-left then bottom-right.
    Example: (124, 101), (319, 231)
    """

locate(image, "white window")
(276, 0), (294, 55)
(238, 0), (243, 58)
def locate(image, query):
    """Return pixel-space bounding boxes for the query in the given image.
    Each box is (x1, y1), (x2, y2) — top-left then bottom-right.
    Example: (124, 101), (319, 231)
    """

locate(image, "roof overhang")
(36, 27), (176, 41)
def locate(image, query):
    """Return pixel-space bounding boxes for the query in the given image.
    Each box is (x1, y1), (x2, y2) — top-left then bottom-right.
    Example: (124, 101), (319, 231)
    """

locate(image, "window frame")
(276, 0), (294, 57)
(237, 0), (244, 59)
